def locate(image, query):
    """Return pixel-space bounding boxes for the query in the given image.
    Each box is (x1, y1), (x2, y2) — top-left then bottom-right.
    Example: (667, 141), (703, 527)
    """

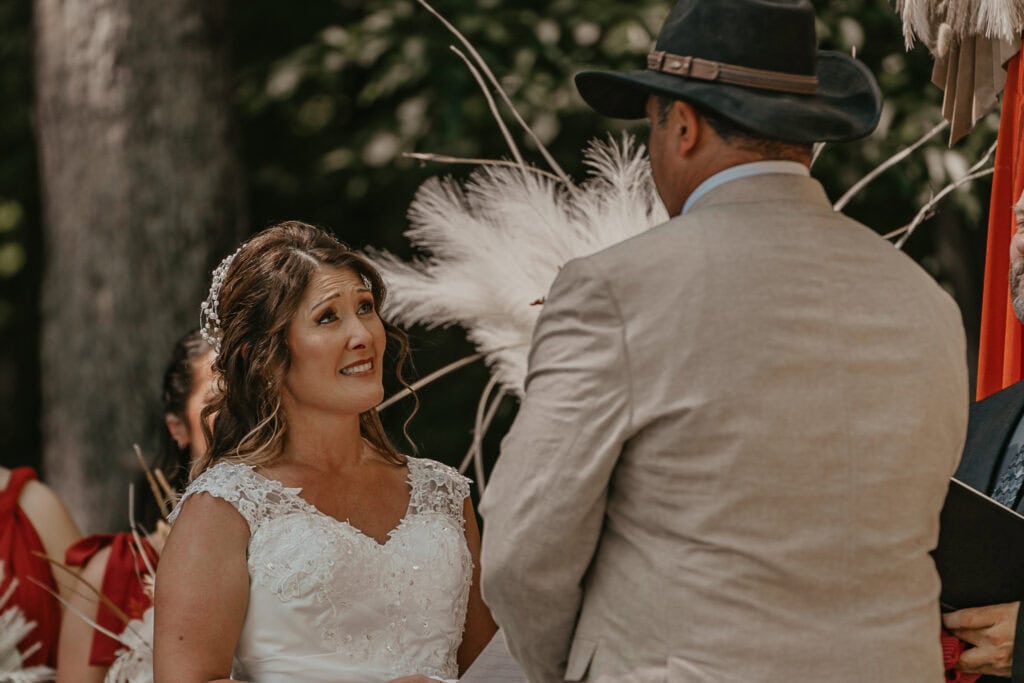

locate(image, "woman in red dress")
(0, 465), (81, 668)
(57, 330), (214, 683)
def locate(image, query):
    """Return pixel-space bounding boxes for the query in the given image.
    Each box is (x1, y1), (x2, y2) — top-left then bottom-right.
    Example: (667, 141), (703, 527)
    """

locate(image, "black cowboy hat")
(574, 0), (882, 144)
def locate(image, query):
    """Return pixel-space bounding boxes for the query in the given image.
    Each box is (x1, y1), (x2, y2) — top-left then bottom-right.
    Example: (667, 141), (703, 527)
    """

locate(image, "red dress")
(65, 532), (159, 666)
(0, 467), (61, 667)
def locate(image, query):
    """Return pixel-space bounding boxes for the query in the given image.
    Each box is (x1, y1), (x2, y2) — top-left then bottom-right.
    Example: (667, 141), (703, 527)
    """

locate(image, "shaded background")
(0, 0), (999, 530)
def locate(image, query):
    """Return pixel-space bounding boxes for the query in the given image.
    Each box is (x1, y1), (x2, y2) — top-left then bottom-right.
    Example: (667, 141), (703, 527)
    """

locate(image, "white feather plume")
(0, 563), (54, 683)
(897, 0), (1023, 48)
(103, 607), (153, 683)
(369, 133), (667, 397)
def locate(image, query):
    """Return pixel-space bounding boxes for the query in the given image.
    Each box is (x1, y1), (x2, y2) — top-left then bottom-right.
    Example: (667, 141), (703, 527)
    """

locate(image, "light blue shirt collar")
(682, 160), (810, 215)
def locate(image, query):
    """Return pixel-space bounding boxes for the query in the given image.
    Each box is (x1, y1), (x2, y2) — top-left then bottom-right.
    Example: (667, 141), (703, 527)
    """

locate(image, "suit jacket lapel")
(957, 381), (1024, 494)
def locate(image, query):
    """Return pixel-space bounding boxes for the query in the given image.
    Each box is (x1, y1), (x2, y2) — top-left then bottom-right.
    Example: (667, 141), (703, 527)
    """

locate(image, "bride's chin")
(356, 386), (386, 413)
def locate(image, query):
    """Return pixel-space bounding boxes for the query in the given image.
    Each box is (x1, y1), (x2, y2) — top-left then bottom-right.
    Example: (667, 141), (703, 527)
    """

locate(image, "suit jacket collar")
(959, 380), (1024, 505)
(687, 173), (832, 215)
(682, 161), (810, 214)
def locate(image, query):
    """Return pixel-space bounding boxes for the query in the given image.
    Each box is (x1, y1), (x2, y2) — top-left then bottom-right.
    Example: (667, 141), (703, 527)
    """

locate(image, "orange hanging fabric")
(977, 47), (1024, 400)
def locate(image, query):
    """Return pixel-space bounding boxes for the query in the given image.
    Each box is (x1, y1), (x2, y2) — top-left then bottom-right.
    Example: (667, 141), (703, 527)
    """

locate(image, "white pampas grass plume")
(0, 563), (54, 683)
(104, 607), (153, 683)
(369, 133), (667, 397)
(897, 0), (1023, 47)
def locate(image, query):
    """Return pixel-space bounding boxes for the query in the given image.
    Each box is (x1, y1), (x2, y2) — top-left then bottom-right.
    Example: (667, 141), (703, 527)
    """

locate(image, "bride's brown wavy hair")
(191, 221), (414, 480)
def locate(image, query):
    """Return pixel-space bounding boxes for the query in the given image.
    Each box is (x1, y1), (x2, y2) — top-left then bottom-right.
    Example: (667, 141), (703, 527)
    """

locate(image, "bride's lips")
(339, 358), (374, 377)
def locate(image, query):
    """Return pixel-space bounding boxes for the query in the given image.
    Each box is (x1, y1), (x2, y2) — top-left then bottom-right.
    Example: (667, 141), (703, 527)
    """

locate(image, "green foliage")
(0, 0), (41, 469)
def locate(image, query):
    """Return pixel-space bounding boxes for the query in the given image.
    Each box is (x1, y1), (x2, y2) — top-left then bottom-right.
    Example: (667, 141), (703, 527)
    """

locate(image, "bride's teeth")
(341, 362), (372, 375)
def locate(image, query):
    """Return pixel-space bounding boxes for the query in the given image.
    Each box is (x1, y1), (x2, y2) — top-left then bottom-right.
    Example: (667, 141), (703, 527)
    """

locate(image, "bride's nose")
(346, 319), (373, 350)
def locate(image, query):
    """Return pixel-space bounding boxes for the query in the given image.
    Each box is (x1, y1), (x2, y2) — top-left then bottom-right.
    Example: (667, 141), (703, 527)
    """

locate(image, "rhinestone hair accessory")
(200, 246), (243, 355)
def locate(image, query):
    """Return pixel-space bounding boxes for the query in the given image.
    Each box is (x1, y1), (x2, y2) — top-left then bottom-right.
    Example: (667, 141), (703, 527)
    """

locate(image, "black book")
(933, 478), (1024, 611)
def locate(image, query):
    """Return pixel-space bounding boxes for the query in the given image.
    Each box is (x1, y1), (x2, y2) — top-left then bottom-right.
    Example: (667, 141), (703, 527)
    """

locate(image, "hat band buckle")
(647, 51), (818, 96)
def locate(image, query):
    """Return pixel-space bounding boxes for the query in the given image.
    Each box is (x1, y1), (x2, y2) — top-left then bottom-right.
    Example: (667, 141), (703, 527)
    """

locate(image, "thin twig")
(890, 168), (996, 246)
(29, 561), (132, 624)
(458, 375), (505, 493)
(810, 142), (826, 168)
(376, 352), (485, 412)
(133, 444), (168, 519)
(153, 467), (178, 513)
(28, 576), (130, 643)
(128, 484), (158, 581)
(889, 140), (998, 245)
(474, 387), (506, 491)
(889, 167), (996, 243)
(403, 152), (565, 182)
(460, 374), (498, 475)
(450, 46), (525, 168)
(834, 120), (950, 212)
(415, 0), (573, 186)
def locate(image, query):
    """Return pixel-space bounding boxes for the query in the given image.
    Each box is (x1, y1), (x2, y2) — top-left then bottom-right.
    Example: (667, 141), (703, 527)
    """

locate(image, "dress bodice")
(171, 457), (473, 683)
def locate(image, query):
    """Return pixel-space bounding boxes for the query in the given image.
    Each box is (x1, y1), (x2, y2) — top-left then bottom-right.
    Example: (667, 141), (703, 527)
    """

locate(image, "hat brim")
(574, 51), (881, 144)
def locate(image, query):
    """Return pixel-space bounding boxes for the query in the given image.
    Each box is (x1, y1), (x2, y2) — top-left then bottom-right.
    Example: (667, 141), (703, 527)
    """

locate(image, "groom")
(479, 0), (969, 681)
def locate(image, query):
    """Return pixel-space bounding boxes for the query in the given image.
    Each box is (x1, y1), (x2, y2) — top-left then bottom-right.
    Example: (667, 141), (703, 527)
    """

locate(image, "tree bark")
(34, 0), (246, 531)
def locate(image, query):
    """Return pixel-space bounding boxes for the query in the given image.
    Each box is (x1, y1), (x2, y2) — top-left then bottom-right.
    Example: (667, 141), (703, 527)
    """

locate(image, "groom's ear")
(671, 100), (701, 158)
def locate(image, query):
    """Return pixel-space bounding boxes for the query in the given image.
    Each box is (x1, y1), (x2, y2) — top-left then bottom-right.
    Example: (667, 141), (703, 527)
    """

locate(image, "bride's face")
(282, 265), (386, 418)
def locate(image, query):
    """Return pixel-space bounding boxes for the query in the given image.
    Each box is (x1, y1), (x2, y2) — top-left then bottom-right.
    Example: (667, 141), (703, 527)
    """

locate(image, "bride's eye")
(317, 309), (338, 325)
(357, 300), (374, 315)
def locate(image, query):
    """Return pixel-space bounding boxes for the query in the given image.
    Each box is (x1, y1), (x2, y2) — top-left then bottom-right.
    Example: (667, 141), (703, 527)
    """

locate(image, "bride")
(153, 221), (496, 683)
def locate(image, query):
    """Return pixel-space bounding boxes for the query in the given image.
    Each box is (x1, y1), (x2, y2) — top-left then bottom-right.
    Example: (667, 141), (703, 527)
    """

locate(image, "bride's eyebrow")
(309, 292), (339, 312)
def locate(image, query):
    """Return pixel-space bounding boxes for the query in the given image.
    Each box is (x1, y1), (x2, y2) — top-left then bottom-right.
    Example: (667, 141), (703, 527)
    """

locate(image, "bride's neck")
(279, 410), (367, 471)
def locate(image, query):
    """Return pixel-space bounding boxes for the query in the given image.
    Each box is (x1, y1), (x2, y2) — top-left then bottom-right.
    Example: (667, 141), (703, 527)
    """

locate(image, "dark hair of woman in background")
(58, 329), (214, 683)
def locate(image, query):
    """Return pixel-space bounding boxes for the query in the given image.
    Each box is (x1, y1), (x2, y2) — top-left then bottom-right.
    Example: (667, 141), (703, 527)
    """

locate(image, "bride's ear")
(165, 413), (190, 449)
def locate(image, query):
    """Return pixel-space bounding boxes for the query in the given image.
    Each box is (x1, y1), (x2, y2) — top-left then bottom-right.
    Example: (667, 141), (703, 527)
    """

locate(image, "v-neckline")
(250, 459), (417, 548)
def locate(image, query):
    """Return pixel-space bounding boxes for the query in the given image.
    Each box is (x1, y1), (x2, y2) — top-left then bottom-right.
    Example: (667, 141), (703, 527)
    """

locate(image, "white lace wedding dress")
(170, 457), (473, 683)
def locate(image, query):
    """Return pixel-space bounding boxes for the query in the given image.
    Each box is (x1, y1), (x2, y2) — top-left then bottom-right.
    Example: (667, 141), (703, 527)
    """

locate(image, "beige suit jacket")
(479, 174), (969, 682)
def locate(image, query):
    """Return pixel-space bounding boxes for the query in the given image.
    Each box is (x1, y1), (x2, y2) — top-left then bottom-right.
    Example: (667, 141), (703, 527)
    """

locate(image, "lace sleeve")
(407, 458), (472, 527)
(169, 462), (274, 531)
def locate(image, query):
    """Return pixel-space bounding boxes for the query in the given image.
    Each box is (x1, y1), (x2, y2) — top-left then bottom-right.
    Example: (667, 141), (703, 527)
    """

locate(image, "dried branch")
(810, 142), (826, 168)
(133, 444), (171, 519)
(887, 167), (996, 245)
(834, 120), (950, 212)
(415, 0), (573, 186)
(458, 375), (506, 493)
(888, 139), (999, 247)
(28, 576), (129, 643)
(31, 559), (132, 625)
(450, 46), (526, 168)
(153, 468), (178, 512)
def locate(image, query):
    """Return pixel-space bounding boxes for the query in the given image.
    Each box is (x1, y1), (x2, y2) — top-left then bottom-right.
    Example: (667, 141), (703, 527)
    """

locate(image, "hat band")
(647, 51), (818, 95)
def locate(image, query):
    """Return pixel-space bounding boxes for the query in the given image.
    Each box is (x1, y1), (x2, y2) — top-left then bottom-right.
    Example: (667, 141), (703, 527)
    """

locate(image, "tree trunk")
(34, 0), (246, 531)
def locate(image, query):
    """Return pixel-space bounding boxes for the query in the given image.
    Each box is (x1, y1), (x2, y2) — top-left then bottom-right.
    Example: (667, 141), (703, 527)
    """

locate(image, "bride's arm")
(154, 493), (252, 683)
(457, 498), (498, 675)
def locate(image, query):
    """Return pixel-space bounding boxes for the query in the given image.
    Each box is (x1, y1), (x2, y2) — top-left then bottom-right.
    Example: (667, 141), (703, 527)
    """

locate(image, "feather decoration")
(897, 0), (1023, 48)
(369, 133), (667, 397)
(103, 606), (153, 683)
(0, 563), (54, 683)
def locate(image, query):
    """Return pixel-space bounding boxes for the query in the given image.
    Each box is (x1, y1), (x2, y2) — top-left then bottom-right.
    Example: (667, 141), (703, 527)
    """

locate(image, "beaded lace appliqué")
(173, 458), (473, 679)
